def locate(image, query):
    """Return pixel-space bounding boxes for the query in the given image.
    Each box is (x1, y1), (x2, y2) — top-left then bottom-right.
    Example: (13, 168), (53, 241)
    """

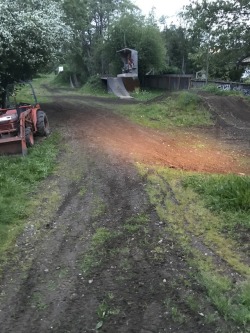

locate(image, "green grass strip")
(0, 133), (60, 252)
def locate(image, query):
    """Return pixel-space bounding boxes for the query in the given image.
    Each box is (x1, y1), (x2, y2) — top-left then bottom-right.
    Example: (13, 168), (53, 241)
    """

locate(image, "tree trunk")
(0, 89), (7, 108)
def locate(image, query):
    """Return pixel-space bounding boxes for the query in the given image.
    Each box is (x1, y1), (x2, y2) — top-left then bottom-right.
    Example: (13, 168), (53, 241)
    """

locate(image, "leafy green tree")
(61, 0), (89, 83)
(0, 0), (71, 105)
(104, 13), (166, 79)
(162, 24), (194, 74)
(103, 14), (143, 74)
(62, 0), (137, 82)
(183, 0), (250, 80)
(138, 25), (166, 77)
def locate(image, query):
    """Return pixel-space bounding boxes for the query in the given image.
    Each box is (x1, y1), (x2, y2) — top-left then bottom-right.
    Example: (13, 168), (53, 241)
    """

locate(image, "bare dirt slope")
(0, 91), (249, 333)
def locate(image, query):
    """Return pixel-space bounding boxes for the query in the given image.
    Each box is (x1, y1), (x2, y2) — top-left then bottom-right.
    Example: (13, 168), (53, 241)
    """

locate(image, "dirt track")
(48, 92), (250, 174)
(0, 91), (249, 333)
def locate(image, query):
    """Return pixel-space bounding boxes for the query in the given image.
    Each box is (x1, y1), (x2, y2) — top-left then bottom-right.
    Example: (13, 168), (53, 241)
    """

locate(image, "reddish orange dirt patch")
(46, 94), (250, 175)
(91, 124), (249, 175)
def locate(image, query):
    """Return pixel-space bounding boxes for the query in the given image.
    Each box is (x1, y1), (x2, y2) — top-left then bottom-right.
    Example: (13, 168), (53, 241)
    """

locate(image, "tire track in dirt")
(0, 93), (248, 333)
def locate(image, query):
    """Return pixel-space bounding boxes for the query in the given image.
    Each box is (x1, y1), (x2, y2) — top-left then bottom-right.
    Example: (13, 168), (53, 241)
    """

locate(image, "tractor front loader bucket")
(0, 136), (27, 156)
(0, 116), (27, 156)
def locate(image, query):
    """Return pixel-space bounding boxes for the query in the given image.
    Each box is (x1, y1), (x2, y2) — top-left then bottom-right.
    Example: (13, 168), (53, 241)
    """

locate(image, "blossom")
(0, 0), (72, 85)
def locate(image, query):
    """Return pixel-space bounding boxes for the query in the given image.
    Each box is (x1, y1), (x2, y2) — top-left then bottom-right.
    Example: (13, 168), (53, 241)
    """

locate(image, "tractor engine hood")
(0, 110), (18, 124)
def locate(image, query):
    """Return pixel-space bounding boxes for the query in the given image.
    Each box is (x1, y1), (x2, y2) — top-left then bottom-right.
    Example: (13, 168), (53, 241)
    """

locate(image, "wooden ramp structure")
(106, 77), (133, 99)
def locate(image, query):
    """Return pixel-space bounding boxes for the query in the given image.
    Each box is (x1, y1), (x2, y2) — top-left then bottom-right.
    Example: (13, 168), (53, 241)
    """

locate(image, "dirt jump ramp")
(107, 77), (133, 99)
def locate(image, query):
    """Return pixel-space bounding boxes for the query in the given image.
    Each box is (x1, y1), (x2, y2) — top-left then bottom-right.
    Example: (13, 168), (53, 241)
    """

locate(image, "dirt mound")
(199, 92), (250, 145)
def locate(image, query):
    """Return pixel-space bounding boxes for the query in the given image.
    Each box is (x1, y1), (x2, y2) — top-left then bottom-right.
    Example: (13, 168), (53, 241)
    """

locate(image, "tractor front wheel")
(37, 110), (50, 136)
(25, 127), (34, 147)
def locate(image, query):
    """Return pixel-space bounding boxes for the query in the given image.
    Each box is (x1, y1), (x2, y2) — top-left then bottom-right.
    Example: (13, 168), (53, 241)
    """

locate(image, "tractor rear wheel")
(25, 127), (34, 147)
(37, 110), (50, 136)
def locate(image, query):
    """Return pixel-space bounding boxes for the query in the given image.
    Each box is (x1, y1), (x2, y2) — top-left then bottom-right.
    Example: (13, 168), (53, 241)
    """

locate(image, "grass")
(136, 164), (250, 328)
(92, 228), (116, 247)
(198, 272), (250, 326)
(80, 213), (152, 278)
(199, 84), (244, 96)
(91, 196), (107, 219)
(80, 227), (120, 276)
(0, 132), (60, 254)
(96, 294), (120, 330)
(131, 88), (164, 101)
(123, 214), (149, 233)
(8, 74), (55, 105)
(116, 91), (213, 130)
(80, 75), (108, 96)
(182, 174), (250, 233)
(30, 292), (47, 310)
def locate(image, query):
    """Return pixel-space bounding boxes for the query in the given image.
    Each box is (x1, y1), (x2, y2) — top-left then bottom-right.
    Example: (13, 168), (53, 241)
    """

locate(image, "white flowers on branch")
(0, 0), (72, 82)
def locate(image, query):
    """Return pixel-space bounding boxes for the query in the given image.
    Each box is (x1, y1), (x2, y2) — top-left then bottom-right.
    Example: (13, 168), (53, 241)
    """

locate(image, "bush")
(176, 91), (202, 108)
(81, 75), (107, 95)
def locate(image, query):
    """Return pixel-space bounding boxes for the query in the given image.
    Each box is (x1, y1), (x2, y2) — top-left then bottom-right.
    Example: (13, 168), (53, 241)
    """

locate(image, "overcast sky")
(134, 0), (192, 24)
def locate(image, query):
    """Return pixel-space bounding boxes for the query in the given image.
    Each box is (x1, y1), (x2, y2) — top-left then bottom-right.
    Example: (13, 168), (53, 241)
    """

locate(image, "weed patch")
(96, 293), (120, 330)
(80, 227), (120, 276)
(80, 213), (151, 276)
(91, 196), (106, 219)
(30, 292), (47, 310)
(123, 214), (149, 233)
(199, 272), (250, 325)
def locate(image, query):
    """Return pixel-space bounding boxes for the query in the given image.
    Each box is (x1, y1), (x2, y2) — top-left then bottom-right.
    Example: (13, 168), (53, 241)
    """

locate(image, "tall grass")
(183, 174), (250, 212)
(183, 174), (250, 232)
(0, 133), (59, 252)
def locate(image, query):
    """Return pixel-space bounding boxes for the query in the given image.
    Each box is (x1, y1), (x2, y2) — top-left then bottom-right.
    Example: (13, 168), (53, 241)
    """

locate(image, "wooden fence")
(143, 74), (193, 91)
(143, 75), (250, 95)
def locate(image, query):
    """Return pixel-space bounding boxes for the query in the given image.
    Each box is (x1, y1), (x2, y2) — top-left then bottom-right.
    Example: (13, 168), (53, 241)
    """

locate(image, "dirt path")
(0, 91), (249, 333)
(48, 94), (250, 174)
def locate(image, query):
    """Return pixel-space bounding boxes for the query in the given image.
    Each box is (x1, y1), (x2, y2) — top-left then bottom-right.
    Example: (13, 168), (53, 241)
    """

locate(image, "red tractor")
(0, 82), (50, 155)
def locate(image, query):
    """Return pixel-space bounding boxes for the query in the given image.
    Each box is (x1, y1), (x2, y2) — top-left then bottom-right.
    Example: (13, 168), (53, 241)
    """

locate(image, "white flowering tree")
(0, 0), (71, 106)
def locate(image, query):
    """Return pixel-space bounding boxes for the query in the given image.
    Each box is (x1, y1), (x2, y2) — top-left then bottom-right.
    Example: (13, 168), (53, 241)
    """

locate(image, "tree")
(162, 24), (193, 74)
(182, 0), (250, 80)
(138, 25), (166, 77)
(104, 13), (166, 79)
(62, 0), (137, 82)
(0, 0), (72, 105)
